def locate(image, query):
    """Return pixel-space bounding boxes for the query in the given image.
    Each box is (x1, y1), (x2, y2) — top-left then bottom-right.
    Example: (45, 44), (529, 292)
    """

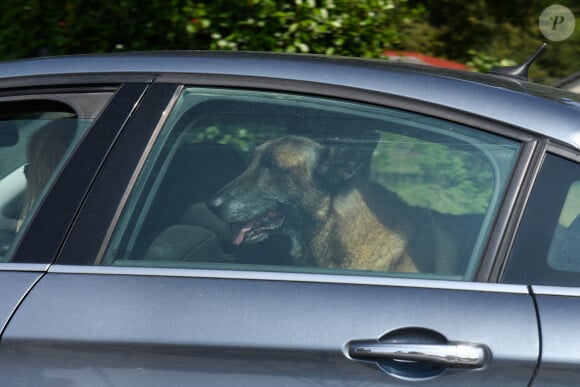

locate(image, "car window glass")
(0, 100), (94, 262)
(548, 181), (580, 272)
(504, 154), (580, 286)
(103, 87), (520, 280)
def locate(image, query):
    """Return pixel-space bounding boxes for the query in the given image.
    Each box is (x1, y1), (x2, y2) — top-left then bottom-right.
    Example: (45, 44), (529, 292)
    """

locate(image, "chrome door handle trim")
(349, 342), (489, 369)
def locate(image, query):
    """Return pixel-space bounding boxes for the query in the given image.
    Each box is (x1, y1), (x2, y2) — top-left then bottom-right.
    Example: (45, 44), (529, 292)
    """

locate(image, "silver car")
(0, 51), (579, 386)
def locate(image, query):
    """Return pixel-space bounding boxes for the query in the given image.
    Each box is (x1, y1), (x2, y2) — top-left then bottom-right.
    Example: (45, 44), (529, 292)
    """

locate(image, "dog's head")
(208, 135), (377, 247)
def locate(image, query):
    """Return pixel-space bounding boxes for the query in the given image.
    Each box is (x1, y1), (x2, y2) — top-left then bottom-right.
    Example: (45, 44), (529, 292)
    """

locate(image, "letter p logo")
(539, 5), (575, 41)
(551, 15), (565, 30)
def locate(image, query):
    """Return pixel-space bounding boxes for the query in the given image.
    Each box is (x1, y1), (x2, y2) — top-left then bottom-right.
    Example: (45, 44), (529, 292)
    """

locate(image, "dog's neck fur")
(290, 184), (416, 272)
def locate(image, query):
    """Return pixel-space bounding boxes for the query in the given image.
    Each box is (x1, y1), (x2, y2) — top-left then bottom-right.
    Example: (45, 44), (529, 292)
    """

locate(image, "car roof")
(1, 51), (579, 148)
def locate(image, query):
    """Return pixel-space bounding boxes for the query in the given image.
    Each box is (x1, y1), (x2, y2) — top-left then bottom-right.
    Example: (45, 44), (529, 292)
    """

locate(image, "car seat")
(138, 141), (244, 262)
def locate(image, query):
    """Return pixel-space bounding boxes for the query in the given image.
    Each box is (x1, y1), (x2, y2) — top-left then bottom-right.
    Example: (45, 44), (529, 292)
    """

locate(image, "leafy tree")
(407, 0), (579, 82)
(189, 0), (424, 57)
(1, 0), (576, 83)
(0, 0), (423, 59)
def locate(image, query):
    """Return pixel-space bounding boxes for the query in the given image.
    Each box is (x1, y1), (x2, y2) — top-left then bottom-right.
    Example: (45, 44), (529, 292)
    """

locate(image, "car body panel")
(0, 267), (45, 335)
(0, 52), (578, 148)
(531, 286), (580, 385)
(0, 267), (538, 386)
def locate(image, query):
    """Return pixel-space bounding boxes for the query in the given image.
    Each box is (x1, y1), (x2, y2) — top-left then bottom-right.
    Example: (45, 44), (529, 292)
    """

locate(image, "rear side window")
(103, 87), (520, 280)
(0, 96), (108, 262)
(504, 153), (580, 286)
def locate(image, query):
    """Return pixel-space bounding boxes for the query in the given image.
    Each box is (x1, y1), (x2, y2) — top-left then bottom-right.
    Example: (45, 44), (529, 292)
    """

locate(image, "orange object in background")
(384, 51), (471, 70)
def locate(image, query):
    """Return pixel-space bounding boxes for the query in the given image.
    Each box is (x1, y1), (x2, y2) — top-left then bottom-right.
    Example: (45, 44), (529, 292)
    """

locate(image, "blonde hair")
(16, 119), (76, 231)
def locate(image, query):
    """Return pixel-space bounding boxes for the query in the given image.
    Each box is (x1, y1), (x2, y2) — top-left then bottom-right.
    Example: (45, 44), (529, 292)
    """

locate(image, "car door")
(0, 83), (142, 343)
(1, 80), (540, 386)
(0, 98), (46, 344)
(503, 149), (580, 386)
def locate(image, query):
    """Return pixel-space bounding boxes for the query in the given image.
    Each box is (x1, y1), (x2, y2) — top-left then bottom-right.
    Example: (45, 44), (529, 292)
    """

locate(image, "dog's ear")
(316, 135), (378, 187)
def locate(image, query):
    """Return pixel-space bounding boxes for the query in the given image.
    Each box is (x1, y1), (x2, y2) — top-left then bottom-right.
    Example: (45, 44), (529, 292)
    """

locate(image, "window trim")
(0, 263), (49, 272)
(484, 139), (545, 282)
(0, 74), (154, 91)
(48, 264), (530, 294)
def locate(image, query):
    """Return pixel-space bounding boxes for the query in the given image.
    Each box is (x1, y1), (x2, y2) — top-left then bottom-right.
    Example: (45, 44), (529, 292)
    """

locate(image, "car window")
(504, 153), (580, 286)
(102, 87), (521, 280)
(0, 99), (102, 261)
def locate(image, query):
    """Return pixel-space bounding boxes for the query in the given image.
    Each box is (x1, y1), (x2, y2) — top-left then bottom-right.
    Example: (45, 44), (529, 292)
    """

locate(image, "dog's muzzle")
(230, 210), (284, 246)
(208, 194), (285, 246)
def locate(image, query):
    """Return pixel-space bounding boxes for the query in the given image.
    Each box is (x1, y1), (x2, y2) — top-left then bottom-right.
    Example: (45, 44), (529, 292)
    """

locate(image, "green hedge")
(0, 0), (422, 59)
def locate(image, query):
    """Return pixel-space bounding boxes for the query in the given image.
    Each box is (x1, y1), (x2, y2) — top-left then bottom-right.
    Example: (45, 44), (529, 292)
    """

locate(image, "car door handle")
(349, 341), (489, 369)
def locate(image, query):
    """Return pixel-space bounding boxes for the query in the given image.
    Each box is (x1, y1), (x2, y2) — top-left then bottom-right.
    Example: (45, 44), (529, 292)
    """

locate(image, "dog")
(208, 135), (418, 272)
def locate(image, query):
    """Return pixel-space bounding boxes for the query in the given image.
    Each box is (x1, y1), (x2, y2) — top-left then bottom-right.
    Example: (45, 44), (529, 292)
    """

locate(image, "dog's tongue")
(231, 222), (253, 246)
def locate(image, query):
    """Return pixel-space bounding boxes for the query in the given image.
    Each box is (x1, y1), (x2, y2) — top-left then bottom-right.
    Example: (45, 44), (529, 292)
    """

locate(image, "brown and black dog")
(208, 135), (419, 272)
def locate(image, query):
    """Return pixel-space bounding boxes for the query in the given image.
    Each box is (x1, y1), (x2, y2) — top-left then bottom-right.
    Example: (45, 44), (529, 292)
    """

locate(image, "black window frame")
(57, 83), (180, 265)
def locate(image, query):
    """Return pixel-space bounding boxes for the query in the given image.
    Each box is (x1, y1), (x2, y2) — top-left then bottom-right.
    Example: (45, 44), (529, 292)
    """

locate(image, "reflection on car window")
(505, 154), (580, 286)
(0, 102), (93, 261)
(548, 181), (580, 272)
(103, 88), (520, 280)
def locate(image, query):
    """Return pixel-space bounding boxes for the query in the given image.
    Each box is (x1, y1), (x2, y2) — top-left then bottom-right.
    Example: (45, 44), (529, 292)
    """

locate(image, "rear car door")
(1, 80), (540, 386)
(504, 149), (580, 386)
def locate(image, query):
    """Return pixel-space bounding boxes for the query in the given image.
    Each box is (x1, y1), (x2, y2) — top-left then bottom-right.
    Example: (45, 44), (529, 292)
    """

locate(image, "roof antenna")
(489, 43), (547, 81)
